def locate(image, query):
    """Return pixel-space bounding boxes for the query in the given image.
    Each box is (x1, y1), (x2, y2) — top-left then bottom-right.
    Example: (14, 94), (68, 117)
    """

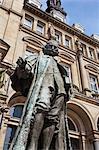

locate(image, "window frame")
(9, 104), (24, 119)
(60, 63), (72, 84)
(3, 125), (17, 150)
(55, 30), (62, 44)
(24, 46), (38, 59)
(89, 73), (99, 93)
(81, 43), (87, 56)
(88, 47), (95, 60)
(64, 35), (72, 49)
(36, 21), (45, 35)
(24, 15), (33, 29)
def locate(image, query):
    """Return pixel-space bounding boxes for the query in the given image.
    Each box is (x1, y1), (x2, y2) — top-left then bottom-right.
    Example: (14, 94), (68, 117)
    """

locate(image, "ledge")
(74, 92), (99, 106)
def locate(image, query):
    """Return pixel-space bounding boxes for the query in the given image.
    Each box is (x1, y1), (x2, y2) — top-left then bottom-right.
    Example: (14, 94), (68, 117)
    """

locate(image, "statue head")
(43, 40), (59, 56)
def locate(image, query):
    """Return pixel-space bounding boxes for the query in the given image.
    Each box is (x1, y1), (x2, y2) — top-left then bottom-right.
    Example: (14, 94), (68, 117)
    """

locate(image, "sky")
(41, 0), (99, 36)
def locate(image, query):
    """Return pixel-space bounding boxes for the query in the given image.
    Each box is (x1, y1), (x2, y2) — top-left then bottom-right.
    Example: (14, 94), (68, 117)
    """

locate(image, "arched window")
(3, 125), (17, 150)
(68, 118), (77, 131)
(70, 138), (80, 150)
(68, 117), (80, 150)
(9, 105), (24, 118)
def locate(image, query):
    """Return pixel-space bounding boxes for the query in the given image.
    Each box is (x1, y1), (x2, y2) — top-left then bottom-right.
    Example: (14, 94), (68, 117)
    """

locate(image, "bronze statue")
(10, 39), (71, 150)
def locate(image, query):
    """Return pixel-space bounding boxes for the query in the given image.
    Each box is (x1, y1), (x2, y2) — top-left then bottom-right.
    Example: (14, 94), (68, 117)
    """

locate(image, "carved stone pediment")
(59, 52), (75, 62)
(85, 64), (99, 74)
(0, 39), (10, 62)
(23, 36), (44, 48)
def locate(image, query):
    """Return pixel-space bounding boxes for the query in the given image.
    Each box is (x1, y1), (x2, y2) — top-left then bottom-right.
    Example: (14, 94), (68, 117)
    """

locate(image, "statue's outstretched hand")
(16, 57), (27, 69)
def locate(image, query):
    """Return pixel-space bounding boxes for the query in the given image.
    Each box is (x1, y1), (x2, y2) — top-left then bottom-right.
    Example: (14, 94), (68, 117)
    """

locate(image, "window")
(81, 43), (87, 56)
(55, 30), (62, 44)
(68, 118), (76, 131)
(89, 47), (95, 60)
(89, 74), (98, 93)
(67, 117), (80, 150)
(25, 47), (37, 59)
(70, 138), (80, 150)
(65, 36), (71, 48)
(25, 49), (34, 59)
(64, 65), (71, 83)
(24, 16), (33, 29)
(36, 21), (45, 35)
(9, 105), (24, 118)
(3, 125), (17, 150)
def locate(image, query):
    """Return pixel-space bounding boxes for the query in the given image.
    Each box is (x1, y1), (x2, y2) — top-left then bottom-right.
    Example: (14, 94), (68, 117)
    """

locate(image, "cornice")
(74, 92), (99, 106)
(85, 64), (99, 74)
(83, 57), (99, 68)
(24, 2), (99, 47)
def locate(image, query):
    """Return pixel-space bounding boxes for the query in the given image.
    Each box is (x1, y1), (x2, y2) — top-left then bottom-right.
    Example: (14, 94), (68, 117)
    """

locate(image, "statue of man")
(10, 39), (70, 150)
(47, 0), (61, 8)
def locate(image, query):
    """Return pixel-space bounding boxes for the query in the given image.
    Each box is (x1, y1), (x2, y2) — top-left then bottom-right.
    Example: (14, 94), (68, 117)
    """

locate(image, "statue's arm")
(10, 57), (33, 93)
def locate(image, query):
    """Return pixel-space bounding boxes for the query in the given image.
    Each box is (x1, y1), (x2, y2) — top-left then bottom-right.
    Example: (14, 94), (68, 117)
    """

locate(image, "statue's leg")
(42, 94), (64, 150)
(42, 124), (55, 150)
(28, 113), (44, 150)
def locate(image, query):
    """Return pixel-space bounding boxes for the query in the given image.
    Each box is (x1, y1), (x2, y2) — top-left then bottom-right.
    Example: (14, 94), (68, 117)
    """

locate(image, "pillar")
(82, 134), (86, 150)
(33, 18), (38, 32)
(77, 47), (91, 96)
(71, 60), (80, 92)
(93, 139), (99, 150)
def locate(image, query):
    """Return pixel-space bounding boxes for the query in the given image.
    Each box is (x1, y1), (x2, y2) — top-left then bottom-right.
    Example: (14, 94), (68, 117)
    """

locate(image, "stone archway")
(67, 102), (94, 150)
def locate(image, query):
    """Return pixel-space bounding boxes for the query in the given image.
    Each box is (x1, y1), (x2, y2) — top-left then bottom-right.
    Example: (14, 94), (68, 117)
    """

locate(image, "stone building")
(0, 0), (99, 149)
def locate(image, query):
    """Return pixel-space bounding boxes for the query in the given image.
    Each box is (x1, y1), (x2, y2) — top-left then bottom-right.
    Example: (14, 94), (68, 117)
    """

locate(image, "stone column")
(62, 34), (66, 46)
(82, 134), (86, 150)
(76, 39), (91, 96)
(71, 60), (80, 92)
(33, 18), (38, 32)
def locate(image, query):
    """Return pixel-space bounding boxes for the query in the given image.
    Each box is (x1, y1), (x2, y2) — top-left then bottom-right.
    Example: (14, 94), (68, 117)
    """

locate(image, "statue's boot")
(28, 113), (44, 150)
(42, 125), (55, 150)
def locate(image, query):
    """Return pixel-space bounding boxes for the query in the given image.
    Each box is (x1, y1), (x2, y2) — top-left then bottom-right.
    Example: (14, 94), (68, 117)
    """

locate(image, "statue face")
(43, 42), (59, 56)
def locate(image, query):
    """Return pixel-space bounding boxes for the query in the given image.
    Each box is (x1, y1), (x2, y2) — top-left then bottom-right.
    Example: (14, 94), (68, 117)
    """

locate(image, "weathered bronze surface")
(10, 39), (71, 150)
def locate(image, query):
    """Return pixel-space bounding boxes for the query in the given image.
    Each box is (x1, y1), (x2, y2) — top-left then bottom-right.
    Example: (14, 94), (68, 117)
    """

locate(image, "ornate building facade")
(0, 0), (99, 149)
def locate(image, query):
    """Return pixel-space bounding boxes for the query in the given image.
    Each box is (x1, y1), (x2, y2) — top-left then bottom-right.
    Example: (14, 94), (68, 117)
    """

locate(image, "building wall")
(0, 0), (99, 150)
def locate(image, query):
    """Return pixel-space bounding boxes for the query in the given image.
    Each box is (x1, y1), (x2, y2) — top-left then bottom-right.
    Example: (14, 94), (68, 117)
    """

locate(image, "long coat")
(10, 52), (69, 150)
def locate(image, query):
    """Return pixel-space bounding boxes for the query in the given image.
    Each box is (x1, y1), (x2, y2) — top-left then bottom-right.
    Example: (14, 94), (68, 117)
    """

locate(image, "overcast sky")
(41, 0), (99, 36)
